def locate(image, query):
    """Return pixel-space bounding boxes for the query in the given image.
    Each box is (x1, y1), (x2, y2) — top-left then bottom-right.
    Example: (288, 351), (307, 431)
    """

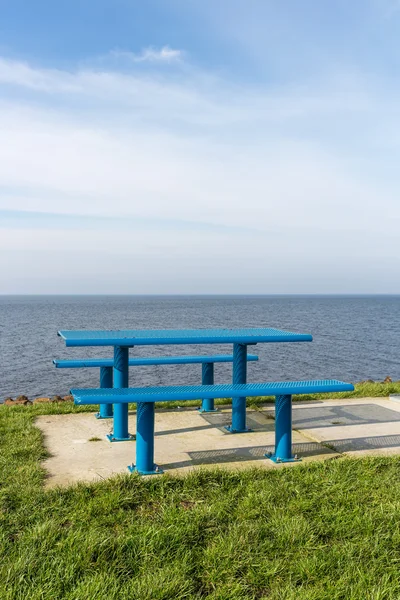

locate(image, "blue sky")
(0, 0), (399, 293)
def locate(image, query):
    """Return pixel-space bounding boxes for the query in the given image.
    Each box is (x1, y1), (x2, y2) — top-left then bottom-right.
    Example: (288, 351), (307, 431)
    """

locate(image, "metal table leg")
(199, 362), (218, 413)
(128, 402), (162, 475)
(226, 343), (251, 433)
(107, 345), (134, 442)
(267, 394), (300, 463)
(96, 366), (114, 419)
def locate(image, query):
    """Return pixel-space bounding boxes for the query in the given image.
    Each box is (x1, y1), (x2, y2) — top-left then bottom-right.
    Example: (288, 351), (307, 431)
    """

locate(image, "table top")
(58, 327), (312, 347)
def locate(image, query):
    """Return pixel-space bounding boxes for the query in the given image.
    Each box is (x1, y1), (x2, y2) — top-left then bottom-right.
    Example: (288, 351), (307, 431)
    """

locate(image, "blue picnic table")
(58, 327), (354, 475)
(58, 326), (313, 446)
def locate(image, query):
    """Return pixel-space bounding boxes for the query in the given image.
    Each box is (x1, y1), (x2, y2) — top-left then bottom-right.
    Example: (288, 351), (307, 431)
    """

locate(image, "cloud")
(110, 46), (183, 63)
(0, 57), (79, 92)
(0, 56), (378, 122)
(0, 53), (399, 292)
(0, 100), (390, 232)
(0, 46), (183, 93)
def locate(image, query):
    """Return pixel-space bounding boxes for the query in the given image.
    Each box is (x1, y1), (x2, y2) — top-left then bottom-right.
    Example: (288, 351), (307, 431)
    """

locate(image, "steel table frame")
(53, 354), (259, 420)
(58, 328), (313, 462)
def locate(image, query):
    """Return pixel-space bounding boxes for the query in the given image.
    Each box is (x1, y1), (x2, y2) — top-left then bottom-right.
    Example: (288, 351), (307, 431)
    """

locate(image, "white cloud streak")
(110, 45), (183, 63)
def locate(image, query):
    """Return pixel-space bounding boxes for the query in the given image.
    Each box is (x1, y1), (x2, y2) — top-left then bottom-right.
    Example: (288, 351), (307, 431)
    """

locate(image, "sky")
(0, 0), (399, 294)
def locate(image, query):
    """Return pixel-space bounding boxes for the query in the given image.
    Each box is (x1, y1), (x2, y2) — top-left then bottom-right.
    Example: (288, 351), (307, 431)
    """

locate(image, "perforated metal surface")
(53, 355), (259, 368)
(58, 328), (312, 347)
(71, 380), (354, 404)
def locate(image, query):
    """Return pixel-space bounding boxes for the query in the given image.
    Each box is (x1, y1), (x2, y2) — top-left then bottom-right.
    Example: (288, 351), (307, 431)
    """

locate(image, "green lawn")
(1, 383), (400, 599)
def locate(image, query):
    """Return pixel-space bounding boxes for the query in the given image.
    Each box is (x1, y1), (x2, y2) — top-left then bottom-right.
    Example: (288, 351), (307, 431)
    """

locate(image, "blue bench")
(71, 379), (354, 475)
(54, 354), (258, 427)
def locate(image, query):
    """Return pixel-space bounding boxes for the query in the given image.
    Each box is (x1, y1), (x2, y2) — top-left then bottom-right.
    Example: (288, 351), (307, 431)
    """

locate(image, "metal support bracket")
(265, 451), (301, 463)
(106, 433), (135, 442)
(127, 463), (163, 476)
(224, 425), (252, 434)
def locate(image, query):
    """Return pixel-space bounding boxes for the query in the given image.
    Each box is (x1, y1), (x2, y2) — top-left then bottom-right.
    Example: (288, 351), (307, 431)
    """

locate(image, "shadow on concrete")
(291, 400), (325, 405)
(200, 411), (275, 433)
(290, 404), (400, 429)
(157, 411), (275, 437)
(161, 441), (333, 470)
(155, 423), (216, 437)
(325, 434), (400, 453)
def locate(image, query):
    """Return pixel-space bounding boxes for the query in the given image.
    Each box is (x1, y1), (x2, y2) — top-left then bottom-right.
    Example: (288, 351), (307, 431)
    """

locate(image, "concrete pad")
(36, 407), (337, 488)
(264, 397), (400, 457)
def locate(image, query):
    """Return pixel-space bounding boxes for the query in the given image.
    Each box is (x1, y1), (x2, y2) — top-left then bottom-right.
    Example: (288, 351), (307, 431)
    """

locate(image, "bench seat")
(54, 355), (258, 368)
(71, 380), (353, 404)
(71, 379), (354, 475)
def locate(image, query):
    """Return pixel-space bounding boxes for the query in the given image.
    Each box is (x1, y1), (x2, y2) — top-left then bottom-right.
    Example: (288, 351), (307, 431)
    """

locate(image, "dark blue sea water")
(0, 295), (399, 400)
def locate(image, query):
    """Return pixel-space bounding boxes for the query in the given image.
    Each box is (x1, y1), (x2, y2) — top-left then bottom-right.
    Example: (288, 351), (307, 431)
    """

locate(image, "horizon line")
(1, 293), (400, 298)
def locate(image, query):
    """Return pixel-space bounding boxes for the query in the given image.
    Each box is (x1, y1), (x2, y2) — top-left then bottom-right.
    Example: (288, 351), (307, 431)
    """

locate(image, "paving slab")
(36, 407), (336, 488)
(259, 397), (400, 457)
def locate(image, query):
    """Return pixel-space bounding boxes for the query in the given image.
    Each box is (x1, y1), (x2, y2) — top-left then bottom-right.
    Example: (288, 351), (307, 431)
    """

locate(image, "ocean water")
(0, 295), (399, 400)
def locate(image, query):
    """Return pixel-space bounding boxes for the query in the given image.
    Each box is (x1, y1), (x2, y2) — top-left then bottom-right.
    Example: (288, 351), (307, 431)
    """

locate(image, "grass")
(1, 383), (400, 599)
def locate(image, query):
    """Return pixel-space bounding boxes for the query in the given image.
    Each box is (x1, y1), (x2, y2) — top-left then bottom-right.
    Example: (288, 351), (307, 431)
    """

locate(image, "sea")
(0, 295), (399, 400)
